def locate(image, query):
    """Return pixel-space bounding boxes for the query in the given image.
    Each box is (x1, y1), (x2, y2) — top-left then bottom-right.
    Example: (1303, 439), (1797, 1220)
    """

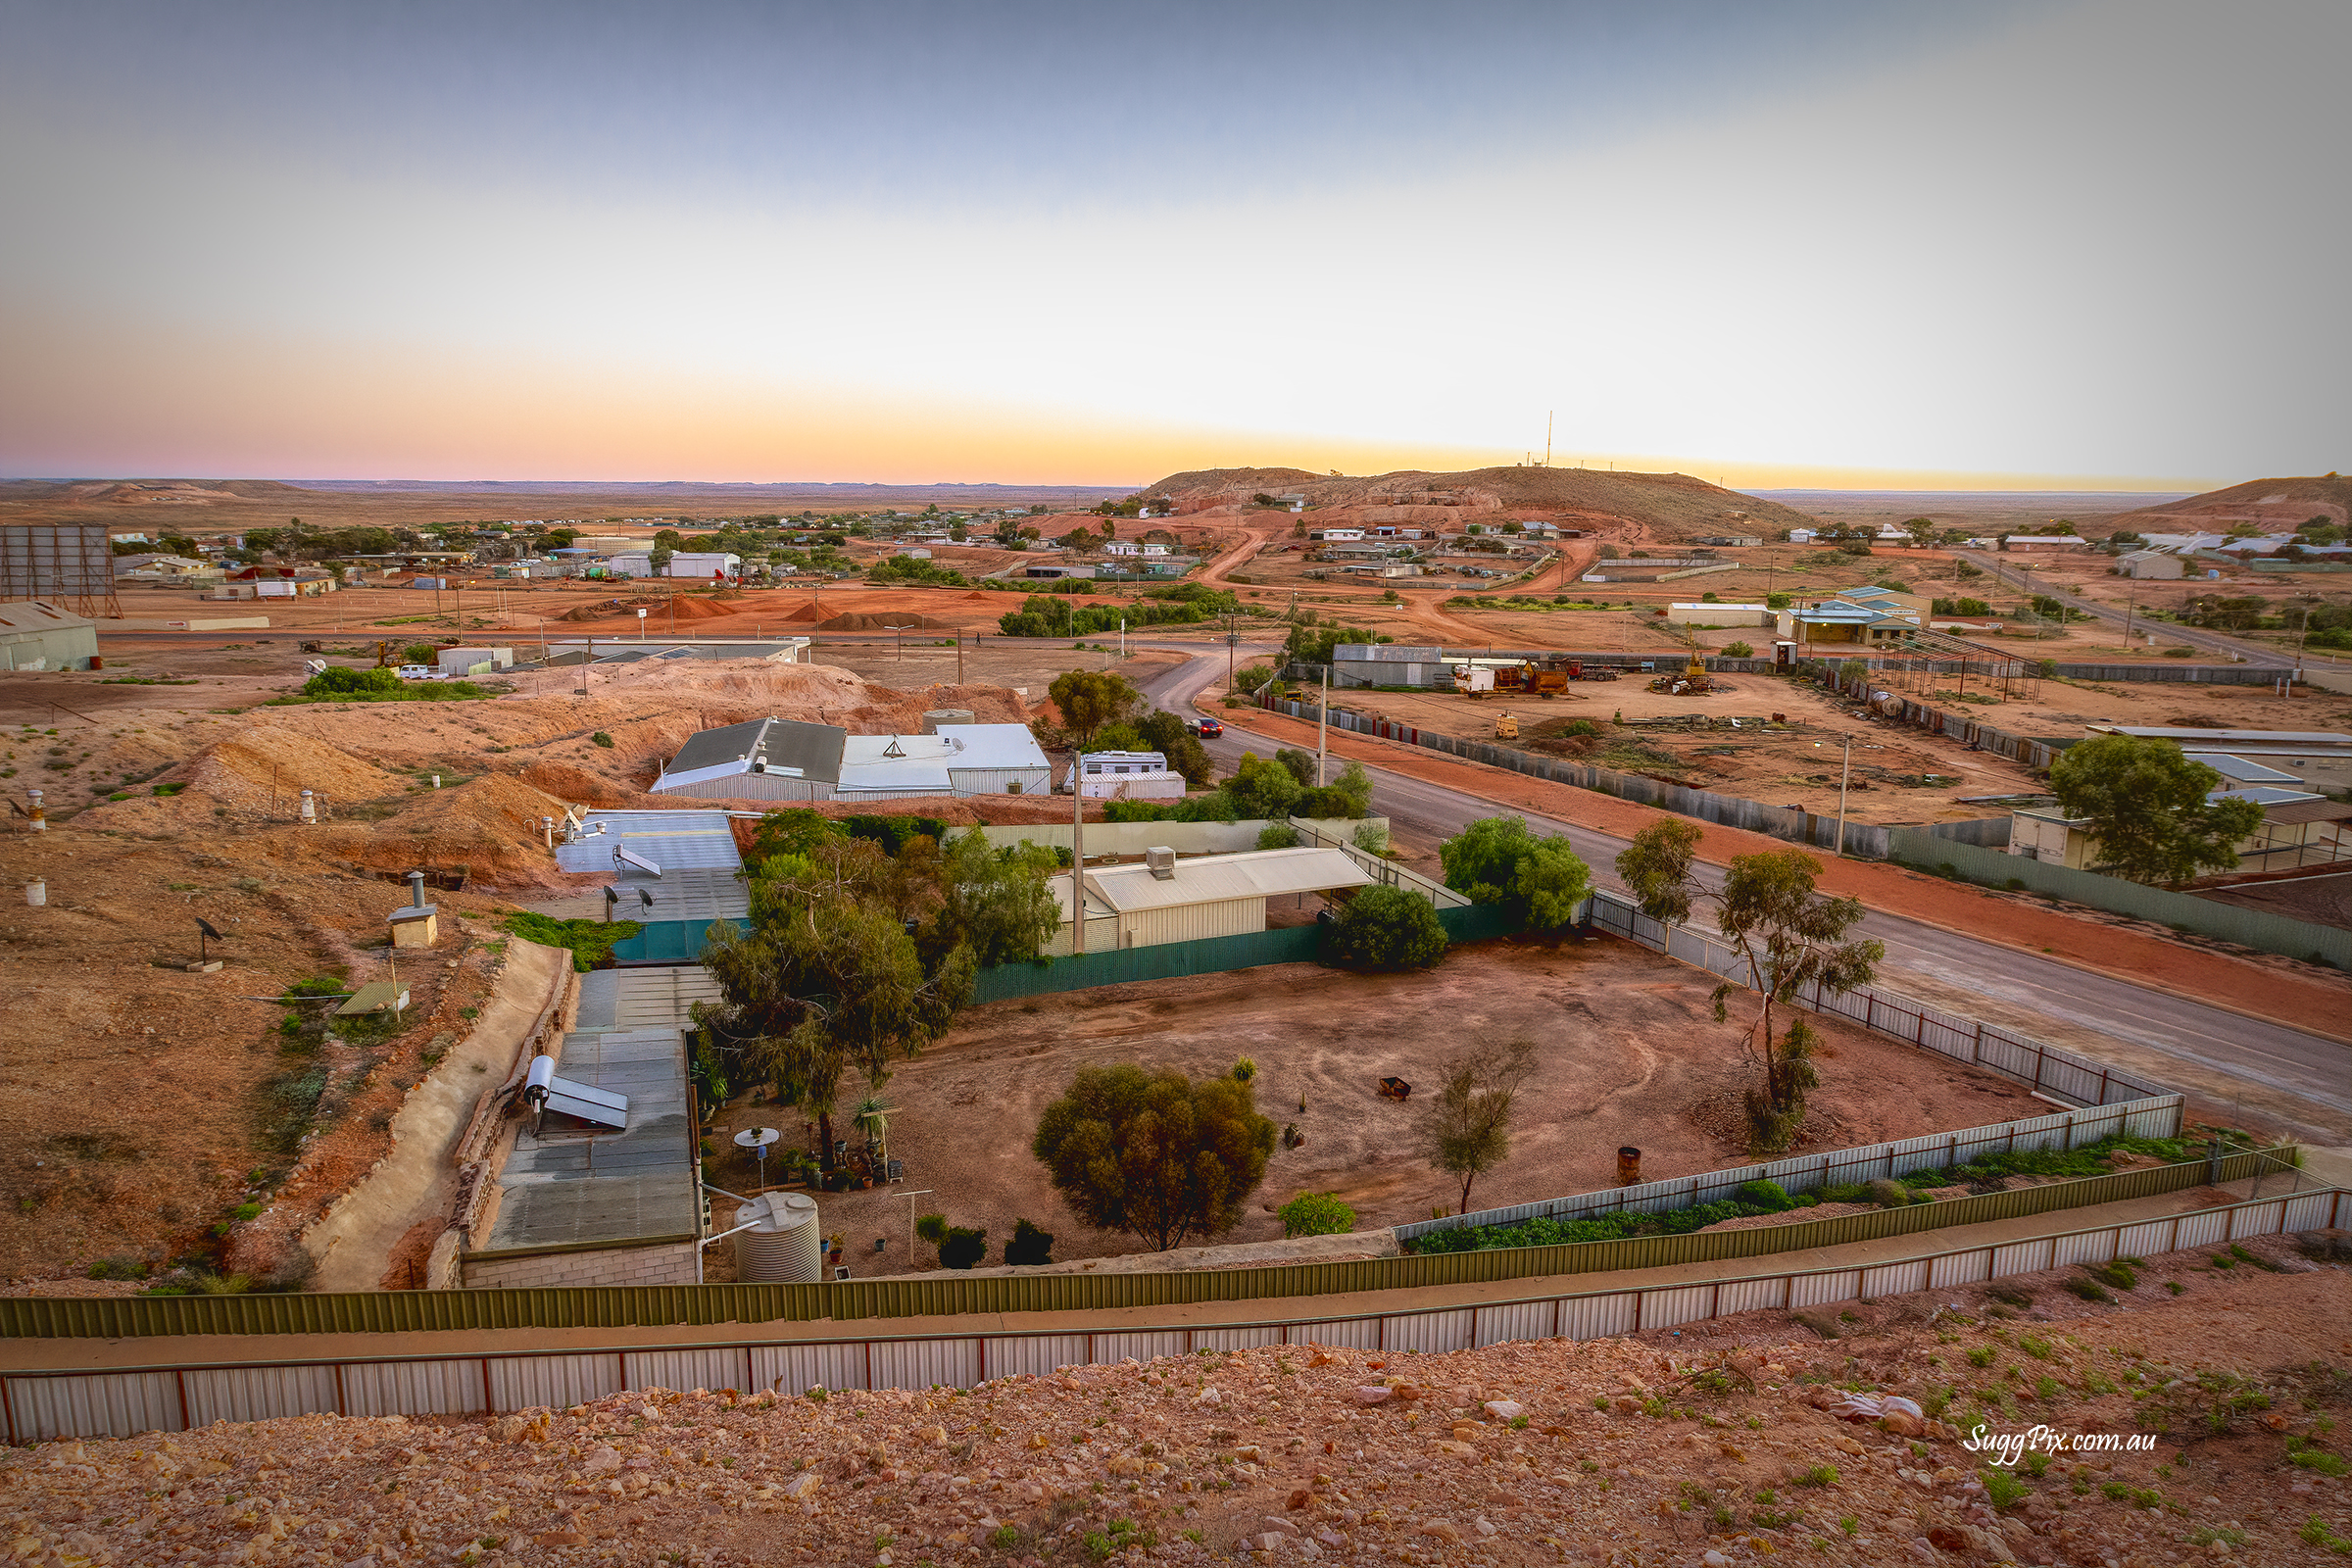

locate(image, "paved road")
(1955, 551), (2296, 668)
(1130, 644), (2352, 1131)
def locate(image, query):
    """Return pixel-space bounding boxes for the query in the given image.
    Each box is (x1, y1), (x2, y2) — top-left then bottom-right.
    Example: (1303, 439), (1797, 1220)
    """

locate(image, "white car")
(395, 664), (440, 680)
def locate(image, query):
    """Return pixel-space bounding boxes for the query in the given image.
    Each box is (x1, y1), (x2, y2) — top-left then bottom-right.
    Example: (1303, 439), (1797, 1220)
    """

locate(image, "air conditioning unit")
(1145, 846), (1176, 880)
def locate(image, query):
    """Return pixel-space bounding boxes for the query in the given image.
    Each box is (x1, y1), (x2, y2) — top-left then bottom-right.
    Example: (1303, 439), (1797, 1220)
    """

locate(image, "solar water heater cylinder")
(732, 1192), (822, 1283)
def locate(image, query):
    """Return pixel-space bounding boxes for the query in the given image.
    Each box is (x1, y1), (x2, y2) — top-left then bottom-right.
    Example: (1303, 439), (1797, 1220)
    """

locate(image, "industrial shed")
(1047, 846), (1371, 955)
(0, 600), (99, 671)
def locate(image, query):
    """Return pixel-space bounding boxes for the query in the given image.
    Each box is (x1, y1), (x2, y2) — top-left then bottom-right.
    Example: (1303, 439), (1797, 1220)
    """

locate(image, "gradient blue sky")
(2, 0), (2344, 486)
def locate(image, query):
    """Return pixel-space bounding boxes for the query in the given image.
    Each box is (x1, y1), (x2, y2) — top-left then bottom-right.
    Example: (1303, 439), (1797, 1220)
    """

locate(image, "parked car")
(395, 664), (440, 680)
(1188, 716), (1223, 738)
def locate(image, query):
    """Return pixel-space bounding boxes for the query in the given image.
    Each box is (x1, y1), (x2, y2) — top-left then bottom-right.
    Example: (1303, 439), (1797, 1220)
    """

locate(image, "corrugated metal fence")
(966, 904), (1522, 1004)
(0, 1152), (2275, 1346)
(7, 1175), (2334, 1442)
(1398, 1092), (2182, 1243)
(1884, 831), (2352, 970)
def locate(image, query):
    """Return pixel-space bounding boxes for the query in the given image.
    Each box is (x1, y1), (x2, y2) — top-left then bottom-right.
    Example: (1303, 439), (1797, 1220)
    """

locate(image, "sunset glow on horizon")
(2, 1), (2343, 490)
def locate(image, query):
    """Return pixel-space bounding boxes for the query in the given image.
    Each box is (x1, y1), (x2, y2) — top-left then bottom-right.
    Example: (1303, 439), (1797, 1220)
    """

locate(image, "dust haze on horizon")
(1, 0), (2343, 492)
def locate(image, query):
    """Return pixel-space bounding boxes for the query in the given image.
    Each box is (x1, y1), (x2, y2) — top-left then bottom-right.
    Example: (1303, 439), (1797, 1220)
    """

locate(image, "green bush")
(939, 1226), (988, 1269)
(402, 642), (439, 665)
(1279, 1192), (1356, 1238)
(1736, 1179), (1794, 1212)
(300, 665), (401, 697)
(1867, 1178), (1914, 1207)
(1723, 641), (1754, 659)
(1004, 1218), (1054, 1266)
(914, 1212), (949, 1245)
(1256, 820), (1300, 850)
(591, 731), (615, 747)
(1322, 885), (1448, 972)
(501, 911), (644, 971)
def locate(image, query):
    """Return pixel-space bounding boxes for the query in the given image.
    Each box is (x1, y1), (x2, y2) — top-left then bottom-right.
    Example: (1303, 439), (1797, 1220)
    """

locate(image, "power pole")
(1070, 754), (1085, 956)
(1316, 663), (1330, 786)
(1834, 733), (1854, 858)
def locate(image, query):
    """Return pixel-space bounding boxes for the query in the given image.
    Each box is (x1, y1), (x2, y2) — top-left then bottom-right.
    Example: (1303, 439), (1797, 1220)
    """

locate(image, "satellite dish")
(638, 888), (655, 908)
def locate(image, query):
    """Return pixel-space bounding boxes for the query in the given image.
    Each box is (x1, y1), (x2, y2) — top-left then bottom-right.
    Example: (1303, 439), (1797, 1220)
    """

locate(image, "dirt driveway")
(704, 936), (2047, 1276)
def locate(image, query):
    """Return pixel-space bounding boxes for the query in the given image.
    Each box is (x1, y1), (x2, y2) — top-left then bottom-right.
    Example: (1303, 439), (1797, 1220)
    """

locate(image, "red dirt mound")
(817, 611), (957, 632)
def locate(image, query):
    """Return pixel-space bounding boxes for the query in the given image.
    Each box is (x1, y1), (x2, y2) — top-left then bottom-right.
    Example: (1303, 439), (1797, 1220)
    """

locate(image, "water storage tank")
(732, 1192), (822, 1283)
(921, 709), (975, 733)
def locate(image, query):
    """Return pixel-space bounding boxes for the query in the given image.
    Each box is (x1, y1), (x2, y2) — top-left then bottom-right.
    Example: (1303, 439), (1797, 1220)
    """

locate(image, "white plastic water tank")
(732, 1192), (822, 1283)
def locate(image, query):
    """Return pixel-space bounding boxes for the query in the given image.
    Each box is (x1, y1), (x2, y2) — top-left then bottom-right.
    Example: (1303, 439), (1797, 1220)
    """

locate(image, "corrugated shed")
(1121, 897), (1265, 948)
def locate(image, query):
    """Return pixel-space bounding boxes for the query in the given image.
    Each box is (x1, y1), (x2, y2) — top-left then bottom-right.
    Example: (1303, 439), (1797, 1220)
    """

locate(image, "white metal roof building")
(2086, 725), (2352, 791)
(650, 717), (1049, 801)
(1046, 846), (1371, 954)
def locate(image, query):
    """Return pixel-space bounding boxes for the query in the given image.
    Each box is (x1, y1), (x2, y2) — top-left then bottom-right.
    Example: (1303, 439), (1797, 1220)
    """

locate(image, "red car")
(1189, 716), (1224, 738)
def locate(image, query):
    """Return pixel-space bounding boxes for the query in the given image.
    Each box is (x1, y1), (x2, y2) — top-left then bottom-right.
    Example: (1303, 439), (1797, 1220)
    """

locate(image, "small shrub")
(2088, 1259), (2138, 1290)
(1966, 1346), (1997, 1369)
(2064, 1276), (2114, 1303)
(1230, 1057), (1256, 1083)
(1866, 1178), (1912, 1208)
(590, 731), (615, 748)
(1987, 1283), (2034, 1307)
(1790, 1464), (1839, 1489)
(914, 1212), (950, 1246)
(1736, 1179), (1794, 1212)
(1004, 1218), (1054, 1266)
(1983, 1469), (2030, 1510)
(1278, 1192), (1355, 1238)
(1723, 641), (1754, 659)
(939, 1226), (988, 1269)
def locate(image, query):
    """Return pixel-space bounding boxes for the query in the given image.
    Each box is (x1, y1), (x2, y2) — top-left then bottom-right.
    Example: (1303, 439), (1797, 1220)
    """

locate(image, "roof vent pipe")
(407, 869), (427, 908)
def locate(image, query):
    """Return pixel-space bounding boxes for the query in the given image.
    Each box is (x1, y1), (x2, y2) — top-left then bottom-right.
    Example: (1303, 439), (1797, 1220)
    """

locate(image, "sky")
(1, 0), (2344, 490)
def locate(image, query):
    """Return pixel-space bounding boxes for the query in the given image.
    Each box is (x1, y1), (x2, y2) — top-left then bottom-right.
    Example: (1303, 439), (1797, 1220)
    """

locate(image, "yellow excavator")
(1648, 627), (1712, 696)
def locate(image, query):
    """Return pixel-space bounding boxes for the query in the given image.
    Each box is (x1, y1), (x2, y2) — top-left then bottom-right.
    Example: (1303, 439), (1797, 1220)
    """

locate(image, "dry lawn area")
(707, 938), (2048, 1276)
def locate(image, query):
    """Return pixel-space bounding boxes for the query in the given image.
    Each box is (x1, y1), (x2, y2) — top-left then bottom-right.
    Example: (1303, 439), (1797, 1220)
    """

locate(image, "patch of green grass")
(1791, 1464), (1839, 1489)
(2064, 1276), (2115, 1303)
(1983, 1469), (2030, 1510)
(2300, 1514), (2352, 1554)
(500, 911), (645, 971)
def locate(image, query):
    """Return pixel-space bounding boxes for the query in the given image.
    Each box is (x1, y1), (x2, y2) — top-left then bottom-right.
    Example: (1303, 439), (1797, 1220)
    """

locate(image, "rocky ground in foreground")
(7, 1248), (2349, 1567)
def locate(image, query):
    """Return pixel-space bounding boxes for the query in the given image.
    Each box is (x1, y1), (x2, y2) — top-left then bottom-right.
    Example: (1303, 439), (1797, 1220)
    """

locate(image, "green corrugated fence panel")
(1888, 830), (2352, 969)
(1437, 904), (1521, 942)
(966, 904), (1525, 1004)
(3, 1152), (2285, 1340)
(967, 926), (1325, 1004)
